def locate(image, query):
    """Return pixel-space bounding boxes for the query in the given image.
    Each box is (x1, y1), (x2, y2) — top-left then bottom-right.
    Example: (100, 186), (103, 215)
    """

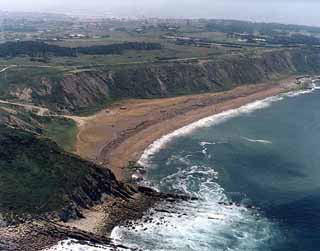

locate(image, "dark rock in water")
(137, 186), (198, 202)
(137, 186), (158, 194)
(241, 198), (254, 208)
(0, 126), (198, 250)
(155, 209), (171, 214)
(138, 169), (147, 175)
(131, 173), (144, 182)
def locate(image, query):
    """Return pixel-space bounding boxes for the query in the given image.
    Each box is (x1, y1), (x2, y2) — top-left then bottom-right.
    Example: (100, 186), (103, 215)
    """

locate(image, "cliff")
(6, 48), (320, 114)
(0, 125), (132, 225)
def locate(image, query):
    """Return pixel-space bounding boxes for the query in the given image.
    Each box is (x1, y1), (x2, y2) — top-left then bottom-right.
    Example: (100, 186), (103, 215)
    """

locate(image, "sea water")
(48, 86), (320, 251)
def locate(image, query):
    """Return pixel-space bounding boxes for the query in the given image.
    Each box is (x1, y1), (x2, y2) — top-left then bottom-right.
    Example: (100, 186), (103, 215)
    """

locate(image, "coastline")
(9, 76), (306, 251)
(74, 76), (301, 181)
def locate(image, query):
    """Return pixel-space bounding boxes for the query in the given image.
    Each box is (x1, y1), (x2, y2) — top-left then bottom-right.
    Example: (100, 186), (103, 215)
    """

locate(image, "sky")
(0, 0), (320, 26)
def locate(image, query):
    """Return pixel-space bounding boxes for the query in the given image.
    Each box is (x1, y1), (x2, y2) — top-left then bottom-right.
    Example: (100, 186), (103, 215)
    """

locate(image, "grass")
(73, 97), (116, 116)
(41, 117), (78, 152)
(0, 105), (78, 152)
(0, 29), (242, 70)
(5, 45), (229, 67)
(0, 67), (66, 97)
(0, 126), (90, 216)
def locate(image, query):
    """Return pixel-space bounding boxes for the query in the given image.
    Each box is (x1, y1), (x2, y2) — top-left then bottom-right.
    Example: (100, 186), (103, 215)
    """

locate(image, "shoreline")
(4, 76), (307, 251)
(74, 76), (302, 181)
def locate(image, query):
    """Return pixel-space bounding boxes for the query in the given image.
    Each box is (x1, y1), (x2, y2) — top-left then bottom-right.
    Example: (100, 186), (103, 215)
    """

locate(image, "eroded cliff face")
(8, 48), (320, 113)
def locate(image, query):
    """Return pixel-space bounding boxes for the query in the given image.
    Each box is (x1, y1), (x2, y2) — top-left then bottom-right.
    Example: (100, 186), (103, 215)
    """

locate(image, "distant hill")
(0, 11), (71, 21)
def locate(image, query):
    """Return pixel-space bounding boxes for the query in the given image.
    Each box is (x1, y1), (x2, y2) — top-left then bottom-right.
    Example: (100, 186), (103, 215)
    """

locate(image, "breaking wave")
(44, 239), (115, 251)
(112, 159), (283, 251)
(44, 85), (320, 251)
(139, 95), (283, 167)
(241, 137), (272, 144)
(139, 84), (320, 167)
(285, 81), (320, 97)
(114, 87), (320, 250)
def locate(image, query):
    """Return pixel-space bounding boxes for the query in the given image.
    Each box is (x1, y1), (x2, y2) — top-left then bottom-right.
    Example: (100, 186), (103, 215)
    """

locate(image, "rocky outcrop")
(7, 48), (320, 113)
(54, 159), (133, 223)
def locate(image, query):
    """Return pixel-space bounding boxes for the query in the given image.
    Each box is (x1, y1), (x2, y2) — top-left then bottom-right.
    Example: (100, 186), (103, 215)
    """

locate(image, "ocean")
(48, 85), (320, 250)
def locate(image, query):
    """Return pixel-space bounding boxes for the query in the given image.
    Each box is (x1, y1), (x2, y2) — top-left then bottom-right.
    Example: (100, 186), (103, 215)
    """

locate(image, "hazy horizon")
(0, 0), (319, 27)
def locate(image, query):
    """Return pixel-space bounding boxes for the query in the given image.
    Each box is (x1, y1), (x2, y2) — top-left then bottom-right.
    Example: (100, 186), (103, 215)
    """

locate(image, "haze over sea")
(48, 84), (320, 250)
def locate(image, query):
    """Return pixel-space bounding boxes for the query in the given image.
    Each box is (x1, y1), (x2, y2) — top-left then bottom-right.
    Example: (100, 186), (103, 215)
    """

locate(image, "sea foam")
(241, 137), (272, 144)
(43, 239), (114, 251)
(117, 88), (317, 250)
(285, 81), (320, 97)
(111, 160), (282, 251)
(139, 84), (320, 167)
(43, 86), (320, 251)
(139, 95), (283, 166)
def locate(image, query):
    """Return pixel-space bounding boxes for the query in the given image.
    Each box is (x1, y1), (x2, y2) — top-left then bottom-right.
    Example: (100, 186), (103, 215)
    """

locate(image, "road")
(0, 55), (216, 74)
(0, 99), (50, 116)
(0, 98), (91, 127)
(0, 65), (16, 73)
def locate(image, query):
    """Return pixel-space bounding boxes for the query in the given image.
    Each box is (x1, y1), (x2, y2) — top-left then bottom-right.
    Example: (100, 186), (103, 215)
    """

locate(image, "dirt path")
(0, 98), (97, 122)
(0, 99), (50, 116)
(0, 66), (11, 73)
(0, 77), (301, 181)
(0, 65), (17, 73)
(74, 77), (300, 181)
(0, 55), (214, 75)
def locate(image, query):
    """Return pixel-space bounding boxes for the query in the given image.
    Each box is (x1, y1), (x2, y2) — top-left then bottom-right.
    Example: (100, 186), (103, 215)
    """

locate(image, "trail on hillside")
(0, 99), (50, 116)
(0, 99), (91, 125)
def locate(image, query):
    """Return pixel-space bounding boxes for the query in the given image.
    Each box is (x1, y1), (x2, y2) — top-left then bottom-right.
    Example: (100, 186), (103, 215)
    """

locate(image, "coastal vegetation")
(0, 105), (77, 151)
(0, 41), (162, 58)
(1, 14), (320, 249)
(0, 125), (126, 222)
(1, 47), (319, 115)
(38, 116), (77, 152)
(205, 19), (320, 37)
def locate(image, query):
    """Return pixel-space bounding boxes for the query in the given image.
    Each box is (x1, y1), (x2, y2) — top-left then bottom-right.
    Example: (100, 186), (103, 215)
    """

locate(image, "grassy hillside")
(0, 125), (127, 223)
(2, 47), (318, 115)
(37, 116), (77, 152)
(0, 105), (77, 151)
(1, 48), (320, 115)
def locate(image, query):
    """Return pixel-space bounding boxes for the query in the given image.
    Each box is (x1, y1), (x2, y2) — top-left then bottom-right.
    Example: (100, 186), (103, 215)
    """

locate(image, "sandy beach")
(73, 76), (301, 181)
(2, 77), (304, 250)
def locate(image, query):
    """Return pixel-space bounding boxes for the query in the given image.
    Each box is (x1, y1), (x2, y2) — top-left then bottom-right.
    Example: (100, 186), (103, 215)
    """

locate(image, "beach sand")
(73, 77), (300, 181)
(28, 77), (302, 247)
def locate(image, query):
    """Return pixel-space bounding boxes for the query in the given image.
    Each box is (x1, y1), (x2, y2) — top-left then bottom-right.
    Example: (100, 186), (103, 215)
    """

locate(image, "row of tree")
(205, 20), (320, 37)
(0, 41), (162, 58)
(266, 34), (320, 46)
